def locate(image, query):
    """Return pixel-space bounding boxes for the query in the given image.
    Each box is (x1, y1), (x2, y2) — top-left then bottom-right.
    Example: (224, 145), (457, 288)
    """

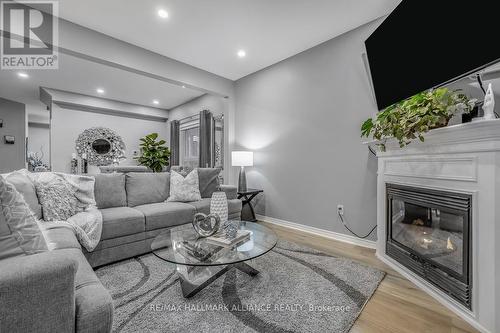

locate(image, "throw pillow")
(198, 168), (221, 198)
(94, 173), (127, 209)
(35, 176), (82, 221)
(0, 176), (48, 260)
(167, 170), (202, 202)
(126, 172), (170, 207)
(4, 171), (43, 219)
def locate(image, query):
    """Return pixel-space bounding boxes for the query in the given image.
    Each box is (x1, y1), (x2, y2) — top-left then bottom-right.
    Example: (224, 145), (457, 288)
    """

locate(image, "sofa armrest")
(220, 184), (238, 200)
(0, 251), (78, 333)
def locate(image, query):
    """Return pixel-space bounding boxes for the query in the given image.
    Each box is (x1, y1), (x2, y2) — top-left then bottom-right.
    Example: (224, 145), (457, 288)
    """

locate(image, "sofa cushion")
(43, 226), (81, 250)
(134, 202), (195, 231)
(198, 168), (221, 198)
(228, 199), (243, 215)
(186, 198), (211, 215)
(63, 248), (113, 333)
(94, 173), (127, 209)
(126, 172), (170, 207)
(100, 207), (145, 240)
(0, 176), (48, 260)
(4, 171), (42, 219)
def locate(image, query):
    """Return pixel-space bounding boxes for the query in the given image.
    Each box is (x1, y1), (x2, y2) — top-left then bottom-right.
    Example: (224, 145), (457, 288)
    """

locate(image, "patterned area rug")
(96, 240), (385, 333)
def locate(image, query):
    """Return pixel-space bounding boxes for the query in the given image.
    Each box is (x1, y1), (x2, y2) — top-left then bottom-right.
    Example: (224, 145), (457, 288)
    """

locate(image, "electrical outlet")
(337, 204), (344, 216)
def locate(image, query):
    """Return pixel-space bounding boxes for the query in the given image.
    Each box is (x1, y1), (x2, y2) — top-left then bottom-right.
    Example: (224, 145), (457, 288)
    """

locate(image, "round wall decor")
(75, 127), (126, 166)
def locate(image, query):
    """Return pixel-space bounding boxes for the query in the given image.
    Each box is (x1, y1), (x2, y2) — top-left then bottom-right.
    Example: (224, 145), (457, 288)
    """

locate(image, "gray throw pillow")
(5, 171), (42, 219)
(198, 168), (221, 198)
(35, 177), (82, 221)
(167, 170), (202, 202)
(0, 176), (48, 260)
(94, 173), (127, 209)
(126, 172), (170, 207)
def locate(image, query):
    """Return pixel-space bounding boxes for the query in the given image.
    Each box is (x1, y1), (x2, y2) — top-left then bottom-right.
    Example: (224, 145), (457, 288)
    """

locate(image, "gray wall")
(234, 20), (381, 240)
(50, 100), (168, 174)
(0, 98), (26, 173)
(168, 94), (226, 122)
(27, 123), (50, 167)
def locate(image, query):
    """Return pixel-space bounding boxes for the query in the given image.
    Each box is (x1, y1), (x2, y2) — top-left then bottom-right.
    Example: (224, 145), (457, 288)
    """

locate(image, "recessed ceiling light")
(181, 85), (186, 88)
(237, 50), (246, 58)
(96, 88), (105, 94)
(158, 9), (168, 19)
(152, 100), (160, 105)
(17, 72), (29, 78)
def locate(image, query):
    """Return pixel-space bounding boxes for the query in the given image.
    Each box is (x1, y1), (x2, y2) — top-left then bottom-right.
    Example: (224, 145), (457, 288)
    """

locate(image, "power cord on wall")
(337, 211), (377, 239)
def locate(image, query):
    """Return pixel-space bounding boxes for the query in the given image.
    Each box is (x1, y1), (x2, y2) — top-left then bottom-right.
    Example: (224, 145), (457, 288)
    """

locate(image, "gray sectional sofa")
(0, 169), (241, 333)
(86, 170), (242, 267)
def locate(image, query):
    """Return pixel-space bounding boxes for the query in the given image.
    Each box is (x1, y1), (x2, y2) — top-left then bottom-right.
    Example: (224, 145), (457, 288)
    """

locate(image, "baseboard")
(376, 252), (490, 333)
(256, 214), (376, 249)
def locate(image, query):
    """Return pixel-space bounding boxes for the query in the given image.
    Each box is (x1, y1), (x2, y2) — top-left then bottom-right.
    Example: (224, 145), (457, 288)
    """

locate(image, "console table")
(237, 188), (263, 222)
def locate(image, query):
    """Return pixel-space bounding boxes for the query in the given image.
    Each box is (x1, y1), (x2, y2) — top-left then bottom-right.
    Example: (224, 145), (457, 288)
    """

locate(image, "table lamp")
(232, 151), (253, 192)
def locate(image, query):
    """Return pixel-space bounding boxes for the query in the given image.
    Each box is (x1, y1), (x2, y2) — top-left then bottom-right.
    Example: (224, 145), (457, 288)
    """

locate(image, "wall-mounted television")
(365, 0), (500, 110)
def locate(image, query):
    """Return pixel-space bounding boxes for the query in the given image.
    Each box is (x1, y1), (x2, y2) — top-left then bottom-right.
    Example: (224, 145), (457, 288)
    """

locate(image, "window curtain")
(199, 110), (213, 168)
(170, 120), (180, 166)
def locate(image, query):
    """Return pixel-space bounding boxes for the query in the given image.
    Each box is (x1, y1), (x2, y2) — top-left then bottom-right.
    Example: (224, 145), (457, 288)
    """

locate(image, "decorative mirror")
(75, 127), (125, 166)
(91, 139), (112, 154)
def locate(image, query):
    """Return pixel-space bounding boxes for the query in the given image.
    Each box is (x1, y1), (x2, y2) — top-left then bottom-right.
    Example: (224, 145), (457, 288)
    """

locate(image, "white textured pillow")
(34, 175), (82, 221)
(167, 170), (202, 202)
(0, 176), (48, 260)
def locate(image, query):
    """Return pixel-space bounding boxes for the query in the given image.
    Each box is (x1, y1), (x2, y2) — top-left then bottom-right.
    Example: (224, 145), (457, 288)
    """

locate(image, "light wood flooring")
(260, 221), (479, 333)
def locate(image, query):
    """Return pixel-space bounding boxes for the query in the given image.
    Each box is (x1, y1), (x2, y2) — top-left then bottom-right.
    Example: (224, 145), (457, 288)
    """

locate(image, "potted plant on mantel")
(361, 87), (477, 151)
(135, 133), (171, 172)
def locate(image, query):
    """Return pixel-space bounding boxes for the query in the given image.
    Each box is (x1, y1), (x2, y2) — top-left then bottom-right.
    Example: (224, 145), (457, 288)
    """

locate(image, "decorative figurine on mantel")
(482, 83), (496, 120)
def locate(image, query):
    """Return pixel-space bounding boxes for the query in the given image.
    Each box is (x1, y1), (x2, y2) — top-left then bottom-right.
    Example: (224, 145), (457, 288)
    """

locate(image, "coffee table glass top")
(151, 221), (278, 267)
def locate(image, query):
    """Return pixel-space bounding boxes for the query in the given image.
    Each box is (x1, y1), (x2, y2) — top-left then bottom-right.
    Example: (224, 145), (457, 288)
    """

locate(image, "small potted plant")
(361, 88), (476, 151)
(135, 133), (171, 172)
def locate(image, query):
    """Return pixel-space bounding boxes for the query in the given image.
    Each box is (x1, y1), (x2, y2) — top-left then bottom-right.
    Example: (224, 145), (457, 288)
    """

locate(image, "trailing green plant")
(361, 88), (476, 151)
(135, 133), (171, 172)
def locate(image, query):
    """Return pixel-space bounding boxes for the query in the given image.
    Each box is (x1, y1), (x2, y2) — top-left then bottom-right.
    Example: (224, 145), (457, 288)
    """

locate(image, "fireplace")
(386, 183), (472, 309)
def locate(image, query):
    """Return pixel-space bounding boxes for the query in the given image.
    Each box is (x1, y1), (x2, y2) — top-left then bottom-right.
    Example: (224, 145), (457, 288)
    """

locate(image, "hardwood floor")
(260, 221), (478, 333)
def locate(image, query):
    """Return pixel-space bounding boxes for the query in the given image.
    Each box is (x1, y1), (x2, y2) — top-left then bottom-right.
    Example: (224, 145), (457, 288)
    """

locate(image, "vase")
(210, 191), (228, 226)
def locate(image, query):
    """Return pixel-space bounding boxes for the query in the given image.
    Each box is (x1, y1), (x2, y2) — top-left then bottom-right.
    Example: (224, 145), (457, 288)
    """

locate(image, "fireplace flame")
(447, 237), (455, 251)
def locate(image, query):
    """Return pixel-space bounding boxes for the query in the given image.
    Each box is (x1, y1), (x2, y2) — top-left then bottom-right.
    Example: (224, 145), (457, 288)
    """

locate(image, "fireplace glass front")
(386, 184), (472, 308)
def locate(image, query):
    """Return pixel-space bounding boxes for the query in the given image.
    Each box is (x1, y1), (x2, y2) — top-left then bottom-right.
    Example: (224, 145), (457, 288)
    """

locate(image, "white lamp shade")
(232, 151), (253, 167)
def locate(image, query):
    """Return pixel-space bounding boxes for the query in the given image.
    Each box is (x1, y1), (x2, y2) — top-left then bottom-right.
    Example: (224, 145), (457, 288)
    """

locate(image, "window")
(179, 120), (199, 168)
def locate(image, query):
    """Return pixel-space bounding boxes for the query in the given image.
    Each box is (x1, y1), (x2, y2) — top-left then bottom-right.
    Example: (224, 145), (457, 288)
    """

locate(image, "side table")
(237, 189), (263, 222)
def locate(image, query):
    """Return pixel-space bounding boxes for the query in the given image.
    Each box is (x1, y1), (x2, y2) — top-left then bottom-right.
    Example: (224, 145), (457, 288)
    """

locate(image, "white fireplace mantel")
(367, 119), (500, 333)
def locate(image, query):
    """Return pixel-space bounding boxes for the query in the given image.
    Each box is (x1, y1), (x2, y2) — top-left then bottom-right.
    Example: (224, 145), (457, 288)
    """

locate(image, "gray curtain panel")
(199, 110), (212, 168)
(170, 120), (180, 166)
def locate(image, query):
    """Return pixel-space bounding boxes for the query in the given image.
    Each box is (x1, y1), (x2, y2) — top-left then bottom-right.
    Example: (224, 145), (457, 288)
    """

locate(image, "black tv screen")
(365, 0), (500, 110)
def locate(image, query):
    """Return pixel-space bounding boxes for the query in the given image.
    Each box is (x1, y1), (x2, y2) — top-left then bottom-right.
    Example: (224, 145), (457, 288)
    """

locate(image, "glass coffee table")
(151, 221), (278, 298)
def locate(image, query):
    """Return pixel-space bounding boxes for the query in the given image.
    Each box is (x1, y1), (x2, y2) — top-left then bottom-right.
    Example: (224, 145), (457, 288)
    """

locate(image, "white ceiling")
(57, 0), (401, 80)
(0, 52), (204, 121)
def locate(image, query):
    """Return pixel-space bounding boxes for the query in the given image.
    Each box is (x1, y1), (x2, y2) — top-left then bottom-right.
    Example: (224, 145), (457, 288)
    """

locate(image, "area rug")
(96, 240), (385, 333)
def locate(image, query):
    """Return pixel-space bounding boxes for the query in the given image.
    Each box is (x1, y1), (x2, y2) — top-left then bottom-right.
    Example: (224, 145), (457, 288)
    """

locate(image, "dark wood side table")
(237, 189), (263, 222)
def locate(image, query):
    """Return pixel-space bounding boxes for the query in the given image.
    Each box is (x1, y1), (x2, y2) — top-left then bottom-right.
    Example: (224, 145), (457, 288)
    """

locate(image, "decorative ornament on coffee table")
(210, 190), (228, 224)
(221, 221), (238, 239)
(192, 213), (221, 237)
(75, 127), (125, 166)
